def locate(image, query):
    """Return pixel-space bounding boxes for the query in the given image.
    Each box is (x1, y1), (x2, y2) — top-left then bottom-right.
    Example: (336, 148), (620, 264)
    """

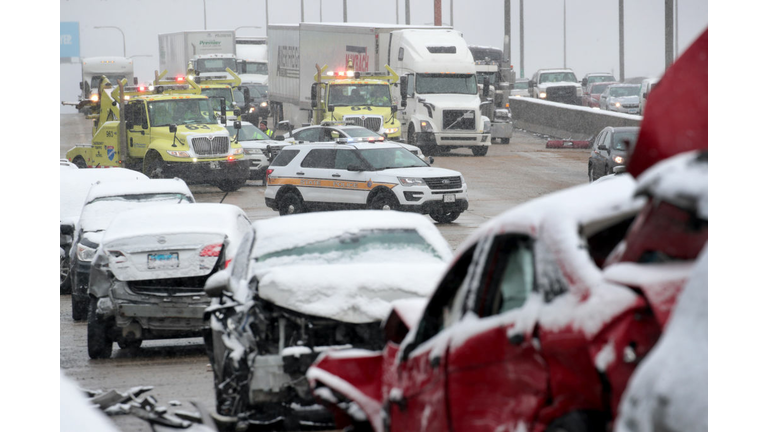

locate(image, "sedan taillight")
(200, 244), (222, 257)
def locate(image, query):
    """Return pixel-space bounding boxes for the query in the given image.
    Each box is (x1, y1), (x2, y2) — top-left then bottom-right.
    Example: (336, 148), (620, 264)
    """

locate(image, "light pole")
(94, 26), (125, 57)
(203, 0), (207, 30)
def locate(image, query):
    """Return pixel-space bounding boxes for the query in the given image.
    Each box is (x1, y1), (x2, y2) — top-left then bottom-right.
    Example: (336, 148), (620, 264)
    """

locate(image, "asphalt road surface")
(59, 114), (590, 431)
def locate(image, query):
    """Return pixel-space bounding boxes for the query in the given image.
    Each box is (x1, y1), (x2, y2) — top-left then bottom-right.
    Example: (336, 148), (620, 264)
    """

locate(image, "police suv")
(264, 140), (469, 223)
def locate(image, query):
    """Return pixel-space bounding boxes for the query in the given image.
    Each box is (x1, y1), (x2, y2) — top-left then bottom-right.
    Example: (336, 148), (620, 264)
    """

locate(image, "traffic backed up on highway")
(305, 149), (708, 432)
(201, 210), (453, 429)
(265, 141), (468, 223)
(86, 203), (251, 359)
(225, 121), (289, 184)
(70, 178), (195, 321)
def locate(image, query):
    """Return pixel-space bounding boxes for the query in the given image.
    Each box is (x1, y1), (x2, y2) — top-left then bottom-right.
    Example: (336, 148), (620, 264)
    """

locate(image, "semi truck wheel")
(471, 146), (489, 156)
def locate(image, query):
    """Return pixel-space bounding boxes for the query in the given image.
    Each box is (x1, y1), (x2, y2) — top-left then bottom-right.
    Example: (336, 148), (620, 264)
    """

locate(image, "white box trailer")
(236, 37), (269, 85)
(80, 56), (135, 102)
(158, 30), (237, 78)
(267, 23), (489, 155)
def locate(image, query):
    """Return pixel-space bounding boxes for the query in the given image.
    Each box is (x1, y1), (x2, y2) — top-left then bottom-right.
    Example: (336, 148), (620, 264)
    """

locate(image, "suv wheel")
(87, 298), (113, 359)
(72, 294), (89, 321)
(430, 210), (461, 224)
(279, 191), (304, 216)
(143, 152), (165, 179)
(369, 192), (398, 211)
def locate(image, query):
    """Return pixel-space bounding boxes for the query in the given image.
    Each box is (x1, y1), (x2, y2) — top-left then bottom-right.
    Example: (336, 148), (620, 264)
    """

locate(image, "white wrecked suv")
(264, 141), (469, 223)
(86, 204), (252, 359)
(202, 210), (452, 429)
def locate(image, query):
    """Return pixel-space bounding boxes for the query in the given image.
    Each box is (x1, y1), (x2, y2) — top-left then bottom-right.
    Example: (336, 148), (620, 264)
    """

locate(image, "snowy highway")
(59, 113), (591, 431)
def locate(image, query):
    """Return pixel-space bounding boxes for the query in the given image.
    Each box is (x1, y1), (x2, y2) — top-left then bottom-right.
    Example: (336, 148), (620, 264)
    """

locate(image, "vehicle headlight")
(460, 175), (466, 185)
(419, 121), (433, 132)
(248, 107), (255, 113)
(483, 119), (491, 134)
(232, 147), (244, 155)
(613, 155), (624, 164)
(245, 148), (261, 155)
(260, 101), (268, 107)
(398, 177), (426, 187)
(166, 151), (190, 158)
(577, 87), (583, 96)
(76, 243), (97, 262)
(615, 102), (621, 108)
(384, 127), (399, 134)
(539, 92), (547, 98)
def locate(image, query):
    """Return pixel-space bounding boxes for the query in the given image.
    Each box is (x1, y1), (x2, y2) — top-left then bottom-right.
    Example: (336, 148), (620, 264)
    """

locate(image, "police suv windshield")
(416, 74), (478, 94)
(357, 147), (428, 170)
(328, 84), (392, 107)
(148, 99), (217, 126)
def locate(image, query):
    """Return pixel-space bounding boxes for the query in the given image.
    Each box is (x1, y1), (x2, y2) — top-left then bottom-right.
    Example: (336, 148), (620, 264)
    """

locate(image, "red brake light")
(138, 85), (145, 92)
(266, 168), (274, 177)
(176, 76), (184, 82)
(200, 244), (222, 257)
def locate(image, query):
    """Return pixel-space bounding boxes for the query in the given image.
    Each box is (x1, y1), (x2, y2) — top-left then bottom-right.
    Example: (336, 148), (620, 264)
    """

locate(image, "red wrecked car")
(306, 30), (708, 432)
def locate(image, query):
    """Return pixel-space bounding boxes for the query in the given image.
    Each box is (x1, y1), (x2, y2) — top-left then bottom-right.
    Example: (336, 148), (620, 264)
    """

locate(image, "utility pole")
(434, 0), (442, 26)
(265, 0), (269, 29)
(665, 0), (673, 68)
(396, 0), (399, 24)
(520, 0), (525, 78)
(406, 0), (411, 25)
(320, 0), (323, 21)
(563, 0), (566, 68)
(203, 0), (207, 30)
(675, 0), (679, 57)
(619, 0), (625, 81)
(301, 0), (304, 22)
(504, 0), (511, 68)
(343, 0), (348, 22)
(451, 0), (454, 26)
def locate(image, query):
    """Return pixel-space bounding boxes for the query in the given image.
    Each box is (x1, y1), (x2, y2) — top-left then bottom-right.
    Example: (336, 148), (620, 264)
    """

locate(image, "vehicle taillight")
(266, 168), (274, 178)
(176, 76), (184, 82)
(138, 85), (145, 92)
(200, 244), (222, 257)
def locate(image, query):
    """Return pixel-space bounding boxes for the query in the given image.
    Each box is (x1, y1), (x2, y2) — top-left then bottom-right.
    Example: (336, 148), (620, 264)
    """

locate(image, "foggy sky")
(60, 0), (707, 112)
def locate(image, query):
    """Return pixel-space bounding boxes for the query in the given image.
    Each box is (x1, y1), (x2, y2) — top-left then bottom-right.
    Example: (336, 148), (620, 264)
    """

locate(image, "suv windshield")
(328, 84), (392, 107)
(201, 88), (234, 110)
(227, 123), (269, 141)
(609, 85), (641, 97)
(196, 58), (237, 73)
(415, 74), (478, 94)
(540, 72), (577, 83)
(257, 229), (443, 266)
(358, 147), (428, 169)
(588, 75), (617, 85)
(148, 99), (217, 126)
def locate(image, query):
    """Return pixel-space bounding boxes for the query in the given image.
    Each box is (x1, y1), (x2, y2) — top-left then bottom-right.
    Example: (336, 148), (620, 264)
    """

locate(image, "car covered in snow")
(86, 203), (252, 359)
(305, 149), (708, 432)
(70, 178), (195, 321)
(201, 210), (453, 429)
(225, 121), (289, 184)
(60, 167), (149, 294)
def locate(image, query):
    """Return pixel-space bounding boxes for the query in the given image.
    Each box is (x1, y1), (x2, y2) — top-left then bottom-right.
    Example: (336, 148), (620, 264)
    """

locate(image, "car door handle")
(332, 174), (341, 178)
(508, 333), (525, 346)
(296, 172), (305, 176)
(430, 356), (441, 368)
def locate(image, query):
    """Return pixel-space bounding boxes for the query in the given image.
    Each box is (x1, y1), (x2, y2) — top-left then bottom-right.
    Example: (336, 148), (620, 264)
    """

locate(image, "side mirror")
(598, 144), (607, 151)
(142, 118), (149, 129)
(310, 82), (318, 108)
(482, 76), (490, 98)
(234, 120), (241, 130)
(169, 124), (177, 133)
(428, 156), (434, 165)
(528, 80), (534, 88)
(643, 92), (648, 99)
(399, 76), (408, 99)
(581, 78), (587, 87)
(220, 100), (227, 125)
(203, 270), (230, 298)
(241, 86), (251, 103)
(234, 108), (241, 117)
(79, 82), (83, 90)
(328, 105), (335, 112)
(274, 135), (285, 141)
(391, 104), (398, 114)
(134, 77), (139, 85)
(400, 100), (407, 108)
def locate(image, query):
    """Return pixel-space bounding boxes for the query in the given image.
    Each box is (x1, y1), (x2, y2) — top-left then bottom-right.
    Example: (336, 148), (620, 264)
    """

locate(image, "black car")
(237, 83), (270, 125)
(588, 126), (639, 182)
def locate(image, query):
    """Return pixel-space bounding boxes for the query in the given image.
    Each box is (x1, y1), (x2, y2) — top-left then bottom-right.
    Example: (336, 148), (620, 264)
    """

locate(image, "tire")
(588, 163), (595, 183)
(87, 298), (113, 359)
(60, 255), (71, 295)
(407, 124), (416, 145)
(471, 146), (489, 157)
(142, 152), (165, 179)
(216, 176), (247, 192)
(369, 192), (398, 211)
(429, 210), (461, 224)
(545, 411), (607, 432)
(500, 138), (510, 144)
(117, 339), (142, 351)
(73, 156), (87, 169)
(278, 191), (304, 216)
(72, 294), (89, 321)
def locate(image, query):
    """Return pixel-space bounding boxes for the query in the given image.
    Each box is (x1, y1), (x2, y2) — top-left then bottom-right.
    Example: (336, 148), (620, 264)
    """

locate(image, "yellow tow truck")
(66, 77), (249, 192)
(310, 62), (402, 140)
(155, 65), (243, 123)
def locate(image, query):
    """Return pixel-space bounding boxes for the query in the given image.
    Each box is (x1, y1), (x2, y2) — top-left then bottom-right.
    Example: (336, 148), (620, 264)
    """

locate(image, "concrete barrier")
(508, 97), (642, 140)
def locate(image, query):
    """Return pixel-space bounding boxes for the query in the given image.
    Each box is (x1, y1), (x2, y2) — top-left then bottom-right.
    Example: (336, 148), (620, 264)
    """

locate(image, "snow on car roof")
(635, 150), (708, 219)
(252, 210), (453, 260)
(85, 178), (193, 203)
(60, 167), (148, 225)
(101, 203), (247, 244)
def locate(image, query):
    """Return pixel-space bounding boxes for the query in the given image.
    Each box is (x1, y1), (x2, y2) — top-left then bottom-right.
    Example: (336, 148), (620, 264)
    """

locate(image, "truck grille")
(424, 176), (462, 190)
(443, 110), (475, 130)
(190, 136), (230, 156)
(547, 86), (577, 102)
(344, 116), (382, 132)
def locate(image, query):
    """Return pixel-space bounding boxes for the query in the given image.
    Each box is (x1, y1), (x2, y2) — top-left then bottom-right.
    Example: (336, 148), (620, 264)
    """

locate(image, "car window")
(533, 240), (568, 302)
(301, 149), (336, 168)
(593, 131), (604, 151)
(335, 149), (363, 170)
(294, 128), (322, 142)
(271, 149), (300, 167)
(410, 245), (477, 350)
(474, 235), (536, 317)
(613, 130), (639, 150)
(229, 228), (255, 285)
(601, 131), (612, 149)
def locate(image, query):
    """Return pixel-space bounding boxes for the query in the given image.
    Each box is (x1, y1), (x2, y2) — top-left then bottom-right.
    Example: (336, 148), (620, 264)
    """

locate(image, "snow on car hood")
(538, 81), (580, 89)
(255, 262), (446, 323)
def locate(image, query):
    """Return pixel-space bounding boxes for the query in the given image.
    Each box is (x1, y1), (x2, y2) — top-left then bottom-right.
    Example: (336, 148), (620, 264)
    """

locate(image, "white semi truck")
(79, 57), (135, 108)
(236, 36), (268, 85)
(267, 23), (490, 156)
(158, 30), (237, 79)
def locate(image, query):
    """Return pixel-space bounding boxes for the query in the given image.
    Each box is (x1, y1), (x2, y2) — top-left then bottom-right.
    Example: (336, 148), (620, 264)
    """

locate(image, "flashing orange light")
(227, 155), (235, 161)
(90, 94), (99, 102)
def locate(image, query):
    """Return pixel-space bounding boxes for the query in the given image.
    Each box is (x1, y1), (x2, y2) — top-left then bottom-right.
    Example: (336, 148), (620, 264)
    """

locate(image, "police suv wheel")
(430, 210), (461, 224)
(279, 192), (304, 216)
(369, 193), (398, 211)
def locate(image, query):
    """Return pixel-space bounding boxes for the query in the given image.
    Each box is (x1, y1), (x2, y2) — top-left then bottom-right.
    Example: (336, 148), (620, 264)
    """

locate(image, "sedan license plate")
(209, 161), (220, 169)
(443, 194), (456, 203)
(628, 109), (639, 114)
(148, 252), (179, 269)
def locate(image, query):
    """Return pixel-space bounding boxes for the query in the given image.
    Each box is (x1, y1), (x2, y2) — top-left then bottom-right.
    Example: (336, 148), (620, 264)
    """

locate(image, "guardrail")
(508, 97), (642, 141)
